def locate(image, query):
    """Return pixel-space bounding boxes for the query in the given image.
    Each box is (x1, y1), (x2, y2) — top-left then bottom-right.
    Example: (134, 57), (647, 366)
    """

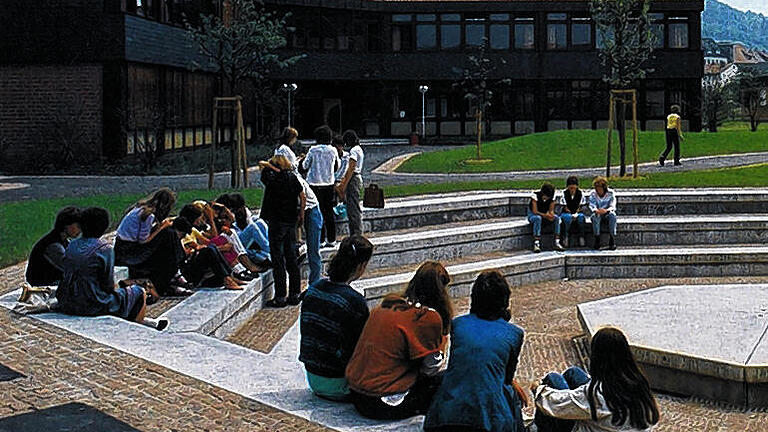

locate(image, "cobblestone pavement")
(370, 151), (768, 186)
(0, 145), (454, 203)
(226, 305), (300, 353)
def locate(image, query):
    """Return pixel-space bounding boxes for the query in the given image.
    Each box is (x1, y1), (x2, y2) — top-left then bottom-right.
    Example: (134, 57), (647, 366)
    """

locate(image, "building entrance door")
(324, 99), (342, 133)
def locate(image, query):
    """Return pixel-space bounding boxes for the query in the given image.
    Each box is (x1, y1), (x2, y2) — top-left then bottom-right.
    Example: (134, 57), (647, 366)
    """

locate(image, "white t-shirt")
(274, 144), (298, 171)
(349, 145), (364, 175)
(298, 176), (319, 209)
(302, 144), (340, 186)
(335, 150), (350, 182)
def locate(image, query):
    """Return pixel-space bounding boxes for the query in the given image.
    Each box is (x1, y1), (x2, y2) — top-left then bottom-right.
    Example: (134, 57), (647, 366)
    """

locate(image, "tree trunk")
(616, 101), (627, 177)
(476, 108), (482, 159)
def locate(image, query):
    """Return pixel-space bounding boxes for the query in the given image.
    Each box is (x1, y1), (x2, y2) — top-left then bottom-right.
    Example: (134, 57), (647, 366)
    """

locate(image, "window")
(514, 85), (535, 119)
(546, 81), (569, 119)
(416, 14), (437, 50)
(490, 14), (510, 22)
(514, 18), (535, 50)
(465, 16), (486, 47)
(393, 25), (413, 52)
(649, 13), (664, 48)
(547, 14), (567, 50)
(571, 81), (592, 117)
(490, 24), (510, 49)
(426, 98), (437, 118)
(645, 90), (665, 118)
(596, 27), (614, 49)
(571, 17), (592, 48)
(440, 14), (461, 49)
(368, 23), (383, 52)
(669, 17), (689, 49)
(393, 14), (412, 23)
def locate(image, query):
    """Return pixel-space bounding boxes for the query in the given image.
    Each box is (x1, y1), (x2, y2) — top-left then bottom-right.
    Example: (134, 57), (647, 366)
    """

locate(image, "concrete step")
(324, 214), (768, 272)
(354, 245), (768, 306)
(342, 189), (768, 234)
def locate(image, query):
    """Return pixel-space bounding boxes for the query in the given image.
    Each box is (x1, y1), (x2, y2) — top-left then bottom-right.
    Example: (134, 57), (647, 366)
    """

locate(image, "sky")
(719, 0), (768, 16)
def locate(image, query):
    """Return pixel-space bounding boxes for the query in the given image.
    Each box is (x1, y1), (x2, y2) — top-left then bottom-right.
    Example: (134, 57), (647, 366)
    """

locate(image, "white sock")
(142, 317), (169, 331)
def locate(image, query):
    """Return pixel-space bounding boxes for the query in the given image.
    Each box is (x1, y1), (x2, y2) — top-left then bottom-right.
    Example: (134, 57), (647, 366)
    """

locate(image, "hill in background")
(703, 0), (768, 51)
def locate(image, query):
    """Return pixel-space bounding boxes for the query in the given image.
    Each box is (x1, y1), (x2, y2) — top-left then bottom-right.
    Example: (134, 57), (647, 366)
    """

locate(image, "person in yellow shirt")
(659, 104), (684, 166)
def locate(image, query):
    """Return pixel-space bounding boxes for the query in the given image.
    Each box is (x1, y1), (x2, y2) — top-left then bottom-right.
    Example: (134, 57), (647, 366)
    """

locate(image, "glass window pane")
(646, 90), (665, 117)
(441, 24), (460, 49)
(572, 23), (591, 47)
(649, 13), (664, 21)
(417, 14), (436, 22)
(441, 14), (460, 22)
(596, 27), (614, 49)
(669, 23), (688, 48)
(548, 13), (567, 21)
(490, 13), (510, 21)
(392, 27), (402, 51)
(466, 24), (486, 47)
(490, 24), (510, 49)
(547, 24), (567, 49)
(515, 23), (535, 49)
(393, 14), (412, 22)
(652, 23), (664, 48)
(417, 24), (437, 50)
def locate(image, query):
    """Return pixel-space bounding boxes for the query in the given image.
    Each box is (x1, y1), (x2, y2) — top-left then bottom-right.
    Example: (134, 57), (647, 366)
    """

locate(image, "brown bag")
(363, 184), (385, 208)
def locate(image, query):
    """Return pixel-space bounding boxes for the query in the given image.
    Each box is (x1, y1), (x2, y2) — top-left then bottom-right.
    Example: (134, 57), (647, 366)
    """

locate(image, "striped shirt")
(299, 278), (370, 378)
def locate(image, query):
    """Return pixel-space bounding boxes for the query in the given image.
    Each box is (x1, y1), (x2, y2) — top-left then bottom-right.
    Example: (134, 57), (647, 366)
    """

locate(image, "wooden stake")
(208, 104), (218, 189)
(631, 90), (639, 178)
(606, 94), (614, 178)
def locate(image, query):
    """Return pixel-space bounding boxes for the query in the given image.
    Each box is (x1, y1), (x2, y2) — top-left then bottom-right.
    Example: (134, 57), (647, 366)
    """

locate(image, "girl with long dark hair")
(534, 327), (660, 432)
(345, 261), (453, 420)
(424, 269), (526, 432)
(299, 235), (374, 401)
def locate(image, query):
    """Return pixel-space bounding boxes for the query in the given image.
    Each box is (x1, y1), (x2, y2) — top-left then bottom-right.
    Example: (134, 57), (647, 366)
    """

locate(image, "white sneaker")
(533, 240), (541, 253)
(554, 239), (565, 252)
(578, 236), (586, 247)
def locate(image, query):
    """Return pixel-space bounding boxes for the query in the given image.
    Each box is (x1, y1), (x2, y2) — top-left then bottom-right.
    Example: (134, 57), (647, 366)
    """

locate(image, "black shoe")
(658, 156), (665, 167)
(265, 297), (287, 308)
(609, 237), (617, 250)
(287, 293), (303, 306)
(296, 251), (307, 266)
(674, 162), (682, 166)
(593, 237), (601, 250)
(156, 318), (169, 331)
(234, 270), (257, 281)
(168, 286), (194, 297)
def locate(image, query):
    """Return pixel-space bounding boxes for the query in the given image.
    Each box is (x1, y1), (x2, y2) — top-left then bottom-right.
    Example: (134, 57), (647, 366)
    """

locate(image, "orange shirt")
(345, 303), (445, 396)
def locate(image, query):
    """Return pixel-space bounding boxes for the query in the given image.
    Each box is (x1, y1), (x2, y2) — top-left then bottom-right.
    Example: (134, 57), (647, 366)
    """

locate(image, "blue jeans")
(304, 206), (323, 284)
(560, 212), (586, 239)
(591, 212), (617, 236)
(527, 209), (561, 237)
(238, 219), (270, 263)
(535, 366), (591, 432)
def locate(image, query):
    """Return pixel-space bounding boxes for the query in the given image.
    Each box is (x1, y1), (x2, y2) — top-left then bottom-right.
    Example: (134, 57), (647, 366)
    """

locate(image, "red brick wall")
(0, 65), (103, 174)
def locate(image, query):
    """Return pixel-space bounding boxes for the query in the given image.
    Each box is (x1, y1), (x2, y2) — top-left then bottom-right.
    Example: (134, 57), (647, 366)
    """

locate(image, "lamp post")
(418, 85), (429, 141)
(283, 83), (298, 127)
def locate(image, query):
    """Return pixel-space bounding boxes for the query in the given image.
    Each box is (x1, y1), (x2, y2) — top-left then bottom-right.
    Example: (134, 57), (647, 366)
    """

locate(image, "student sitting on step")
(588, 177), (618, 250)
(346, 261), (453, 420)
(26, 206), (82, 287)
(299, 235), (374, 401)
(424, 269), (527, 432)
(214, 193), (272, 269)
(208, 203), (266, 281)
(56, 207), (167, 330)
(533, 327), (659, 432)
(558, 176), (588, 248)
(528, 183), (565, 253)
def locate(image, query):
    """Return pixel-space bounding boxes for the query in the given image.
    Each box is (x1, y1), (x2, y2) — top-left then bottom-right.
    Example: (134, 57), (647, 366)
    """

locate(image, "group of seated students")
(528, 176), (618, 253)
(299, 235), (660, 432)
(24, 188), (273, 330)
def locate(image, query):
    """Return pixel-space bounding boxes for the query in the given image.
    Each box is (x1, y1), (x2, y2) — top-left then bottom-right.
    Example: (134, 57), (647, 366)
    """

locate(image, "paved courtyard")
(1, 253), (766, 431)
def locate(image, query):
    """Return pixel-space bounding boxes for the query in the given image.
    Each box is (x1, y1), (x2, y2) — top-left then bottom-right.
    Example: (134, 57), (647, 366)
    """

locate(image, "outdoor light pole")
(283, 83), (298, 127)
(419, 85), (429, 141)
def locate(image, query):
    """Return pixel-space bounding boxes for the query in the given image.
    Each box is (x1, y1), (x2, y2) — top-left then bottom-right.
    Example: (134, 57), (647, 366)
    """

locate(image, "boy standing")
(659, 104), (684, 167)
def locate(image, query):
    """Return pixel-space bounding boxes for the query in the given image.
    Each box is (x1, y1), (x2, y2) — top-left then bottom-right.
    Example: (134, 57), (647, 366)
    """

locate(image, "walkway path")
(370, 151), (768, 185)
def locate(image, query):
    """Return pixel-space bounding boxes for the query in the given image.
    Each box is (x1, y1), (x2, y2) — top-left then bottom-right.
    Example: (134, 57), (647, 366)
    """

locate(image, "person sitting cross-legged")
(346, 261), (453, 420)
(56, 207), (167, 330)
(528, 183), (564, 253)
(534, 327), (659, 432)
(588, 177), (618, 250)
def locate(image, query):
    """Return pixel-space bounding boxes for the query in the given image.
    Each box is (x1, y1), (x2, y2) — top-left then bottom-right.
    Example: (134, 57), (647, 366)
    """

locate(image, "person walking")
(302, 125), (341, 248)
(659, 104), (684, 167)
(336, 130), (365, 237)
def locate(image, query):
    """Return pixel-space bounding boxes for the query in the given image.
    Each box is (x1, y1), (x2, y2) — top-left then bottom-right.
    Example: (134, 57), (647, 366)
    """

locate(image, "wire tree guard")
(208, 96), (248, 189)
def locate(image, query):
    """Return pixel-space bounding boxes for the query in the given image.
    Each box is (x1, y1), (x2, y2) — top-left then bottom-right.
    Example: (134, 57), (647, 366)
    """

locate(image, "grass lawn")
(398, 128), (768, 173)
(3, 163), (768, 269)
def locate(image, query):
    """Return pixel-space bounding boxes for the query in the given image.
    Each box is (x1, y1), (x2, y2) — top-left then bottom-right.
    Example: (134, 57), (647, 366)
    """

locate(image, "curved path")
(370, 150), (768, 186)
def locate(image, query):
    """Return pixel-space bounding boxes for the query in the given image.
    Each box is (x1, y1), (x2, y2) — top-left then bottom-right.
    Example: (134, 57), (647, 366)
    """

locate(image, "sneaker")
(593, 237), (602, 250)
(554, 238), (565, 252)
(674, 162), (682, 166)
(658, 156), (665, 167)
(156, 318), (169, 331)
(265, 297), (287, 308)
(609, 237), (617, 250)
(578, 236), (586, 247)
(533, 240), (541, 253)
(561, 236), (569, 248)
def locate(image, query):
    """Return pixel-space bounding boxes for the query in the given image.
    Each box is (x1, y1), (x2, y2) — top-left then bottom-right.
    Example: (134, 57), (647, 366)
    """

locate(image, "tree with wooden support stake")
(209, 97), (249, 189)
(591, 0), (656, 178)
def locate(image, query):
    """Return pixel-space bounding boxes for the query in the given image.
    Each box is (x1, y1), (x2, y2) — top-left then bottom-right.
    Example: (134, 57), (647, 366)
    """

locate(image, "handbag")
(363, 183), (385, 209)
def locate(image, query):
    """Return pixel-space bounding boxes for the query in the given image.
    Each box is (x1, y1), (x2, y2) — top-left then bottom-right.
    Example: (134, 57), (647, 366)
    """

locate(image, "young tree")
(701, 79), (733, 132)
(735, 66), (768, 132)
(453, 40), (509, 160)
(590, 0), (655, 177)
